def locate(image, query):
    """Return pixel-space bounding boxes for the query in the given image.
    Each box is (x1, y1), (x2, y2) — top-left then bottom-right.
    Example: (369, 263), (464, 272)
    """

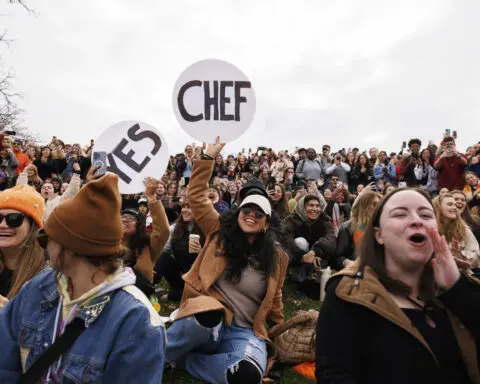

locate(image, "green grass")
(159, 280), (319, 383)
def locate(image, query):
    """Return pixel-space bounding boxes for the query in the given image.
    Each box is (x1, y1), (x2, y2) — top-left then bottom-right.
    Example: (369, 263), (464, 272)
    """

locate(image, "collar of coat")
(330, 261), (480, 383)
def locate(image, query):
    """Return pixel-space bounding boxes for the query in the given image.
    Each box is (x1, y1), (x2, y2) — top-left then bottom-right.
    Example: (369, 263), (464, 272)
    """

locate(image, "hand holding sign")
(93, 121), (169, 194)
(173, 59), (256, 143)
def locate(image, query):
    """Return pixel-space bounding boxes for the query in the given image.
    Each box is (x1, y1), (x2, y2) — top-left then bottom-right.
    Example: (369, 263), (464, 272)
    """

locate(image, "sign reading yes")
(172, 59), (256, 143)
(93, 121), (169, 194)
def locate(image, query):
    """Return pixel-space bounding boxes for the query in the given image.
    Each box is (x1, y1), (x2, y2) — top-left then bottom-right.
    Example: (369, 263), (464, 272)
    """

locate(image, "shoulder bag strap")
(19, 318), (86, 384)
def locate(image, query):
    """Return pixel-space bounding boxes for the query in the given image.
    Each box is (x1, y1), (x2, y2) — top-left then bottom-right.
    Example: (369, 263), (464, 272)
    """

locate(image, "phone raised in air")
(92, 151), (107, 176)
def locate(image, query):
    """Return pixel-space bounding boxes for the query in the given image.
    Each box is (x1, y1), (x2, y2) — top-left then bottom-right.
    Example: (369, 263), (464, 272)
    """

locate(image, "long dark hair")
(125, 214), (150, 265)
(359, 188), (436, 301)
(171, 213), (205, 244)
(215, 209), (277, 283)
(270, 184), (289, 218)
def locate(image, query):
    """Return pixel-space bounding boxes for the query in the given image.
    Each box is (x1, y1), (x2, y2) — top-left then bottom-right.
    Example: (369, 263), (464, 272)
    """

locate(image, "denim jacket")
(0, 269), (166, 383)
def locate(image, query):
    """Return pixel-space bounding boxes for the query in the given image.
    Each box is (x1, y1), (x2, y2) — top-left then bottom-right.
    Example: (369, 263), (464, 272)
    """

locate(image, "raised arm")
(144, 177), (170, 262)
(188, 137), (225, 236)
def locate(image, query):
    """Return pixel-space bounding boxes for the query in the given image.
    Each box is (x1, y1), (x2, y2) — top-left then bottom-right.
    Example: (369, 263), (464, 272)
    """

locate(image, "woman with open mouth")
(0, 185), (45, 309)
(433, 193), (480, 273)
(316, 188), (480, 384)
(165, 137), (289, 384)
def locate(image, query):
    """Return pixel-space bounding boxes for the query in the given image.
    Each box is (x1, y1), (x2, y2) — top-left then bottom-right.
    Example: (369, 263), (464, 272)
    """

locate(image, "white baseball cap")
(239, 195), (271, 217)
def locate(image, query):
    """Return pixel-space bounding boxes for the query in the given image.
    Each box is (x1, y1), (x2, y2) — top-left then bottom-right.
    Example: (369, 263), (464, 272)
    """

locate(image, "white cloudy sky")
(2, 0), (479, 155)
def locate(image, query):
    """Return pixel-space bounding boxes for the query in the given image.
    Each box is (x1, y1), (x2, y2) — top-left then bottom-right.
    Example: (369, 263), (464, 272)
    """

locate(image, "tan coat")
(134, 199), (170, 282)
(176, 160), (288, 358)
(334, 262), (480, 384)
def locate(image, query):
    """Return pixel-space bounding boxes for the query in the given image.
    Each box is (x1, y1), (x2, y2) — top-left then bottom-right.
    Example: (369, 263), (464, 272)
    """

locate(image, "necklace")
(405, 296), (437, 329)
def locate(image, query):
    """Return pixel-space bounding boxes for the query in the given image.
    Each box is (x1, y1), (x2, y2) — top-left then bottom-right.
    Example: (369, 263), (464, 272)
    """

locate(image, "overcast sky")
(2, 0), (479, 155)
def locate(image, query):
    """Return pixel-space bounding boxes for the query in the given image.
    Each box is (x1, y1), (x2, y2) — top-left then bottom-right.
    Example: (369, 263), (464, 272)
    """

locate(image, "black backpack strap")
(19, 318), (86, 384)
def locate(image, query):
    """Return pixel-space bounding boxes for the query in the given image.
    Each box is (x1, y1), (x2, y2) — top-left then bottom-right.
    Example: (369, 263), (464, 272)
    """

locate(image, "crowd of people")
(0, 130), (478, 383)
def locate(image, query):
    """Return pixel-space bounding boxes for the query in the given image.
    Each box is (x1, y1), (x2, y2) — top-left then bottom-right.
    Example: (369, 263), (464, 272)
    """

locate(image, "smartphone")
(402, 141), (406, 148)
(445, 128), (451, 136)
(92, 151), (107, 176)
(398, 182), (407, 188)
(452, 130), (457, 139)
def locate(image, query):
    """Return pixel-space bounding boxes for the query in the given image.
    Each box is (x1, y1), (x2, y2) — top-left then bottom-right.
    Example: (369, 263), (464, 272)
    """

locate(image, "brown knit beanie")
(44, 174), (123, 256)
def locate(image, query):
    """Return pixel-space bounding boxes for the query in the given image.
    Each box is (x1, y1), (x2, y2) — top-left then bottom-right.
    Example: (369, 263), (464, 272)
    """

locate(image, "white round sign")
(93, 120), (169, 194)
(172, 59), (256, 143)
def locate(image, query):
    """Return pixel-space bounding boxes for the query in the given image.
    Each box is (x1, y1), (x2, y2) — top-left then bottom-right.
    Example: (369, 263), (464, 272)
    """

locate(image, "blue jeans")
(166, 315), (267, 384)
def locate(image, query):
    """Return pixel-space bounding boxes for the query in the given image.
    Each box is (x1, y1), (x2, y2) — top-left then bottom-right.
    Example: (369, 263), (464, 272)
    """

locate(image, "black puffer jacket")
(283, 196), (336, 266)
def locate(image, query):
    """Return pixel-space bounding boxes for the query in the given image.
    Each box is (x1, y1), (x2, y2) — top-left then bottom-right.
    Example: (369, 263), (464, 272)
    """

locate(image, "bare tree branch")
(9, 0), (34, 14)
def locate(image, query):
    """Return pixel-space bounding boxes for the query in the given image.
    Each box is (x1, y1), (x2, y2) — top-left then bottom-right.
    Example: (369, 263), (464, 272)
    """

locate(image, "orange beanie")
(45, 174), (123, 256)
(0, 185), (45, 228)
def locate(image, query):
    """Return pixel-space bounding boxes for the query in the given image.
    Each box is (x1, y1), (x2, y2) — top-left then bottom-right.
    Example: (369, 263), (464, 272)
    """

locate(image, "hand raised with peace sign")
(205, 136), (225, 159)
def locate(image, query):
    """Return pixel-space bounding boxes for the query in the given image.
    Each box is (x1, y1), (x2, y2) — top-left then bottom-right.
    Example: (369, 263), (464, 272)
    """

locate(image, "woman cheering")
(166, 137), (289, 384)
(316, 188), (480, 384)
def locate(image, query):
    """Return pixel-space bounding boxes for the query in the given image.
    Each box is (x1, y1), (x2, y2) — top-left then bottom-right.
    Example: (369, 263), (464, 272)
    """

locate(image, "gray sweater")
(0, 152), (19, 180)
(296, 159), (323, 180)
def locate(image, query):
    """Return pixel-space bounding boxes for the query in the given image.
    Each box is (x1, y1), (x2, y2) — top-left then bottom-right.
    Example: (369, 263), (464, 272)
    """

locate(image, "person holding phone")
(434, 136), (468, 191)
(399, 139), (422, 186)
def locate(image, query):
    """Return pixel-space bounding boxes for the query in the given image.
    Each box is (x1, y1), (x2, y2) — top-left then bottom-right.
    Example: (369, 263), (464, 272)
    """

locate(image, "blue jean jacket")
(0, 269), (166, 383)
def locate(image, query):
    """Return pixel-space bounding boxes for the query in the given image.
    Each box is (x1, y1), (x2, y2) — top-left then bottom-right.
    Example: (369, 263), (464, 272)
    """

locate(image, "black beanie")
(239, 177), (268, 199)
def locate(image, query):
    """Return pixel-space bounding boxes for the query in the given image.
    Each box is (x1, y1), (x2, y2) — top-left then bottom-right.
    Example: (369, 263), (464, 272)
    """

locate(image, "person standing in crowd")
(399, 139), (422, 186)
(432, 193), (480, 272)
(0, 185), (45, 308)
(154, 197), (204, 301)
(0, 145), (19, 186)
(284, 194), (336, 300)
(12, 139), (30, 176)
(320, 145), (333, 169)
(270, 151), (293, 183)
(350, 154), (373, 191)
(325, 153), (351, 185)
(414, 148), (438, 194)
(0, 172), (166, 383)
(316, 188), (480, 384)
(332, 191), (381, 270)
(373, 151), (396, 187)
(34, 146), (58, 181)
(296, 148), (323, 181)
(434, 136), (468, 191)
(17, 162), (85, 220)
(166, 138), (288, 384)
(181, 145), (194, 186)
(121, 177), (170, 298)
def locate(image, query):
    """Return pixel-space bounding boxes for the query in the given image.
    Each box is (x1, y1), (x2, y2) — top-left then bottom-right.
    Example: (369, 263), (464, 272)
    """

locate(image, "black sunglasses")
(37, 229), (49, 249)
(0, 213), (26, 228)
(240, 206), (266, 219)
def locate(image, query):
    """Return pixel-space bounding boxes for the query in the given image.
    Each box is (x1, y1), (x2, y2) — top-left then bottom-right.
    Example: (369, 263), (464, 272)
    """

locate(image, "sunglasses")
(0, 213), (26, 228)
(240, 206), (266, 219)
(331, 178), (339, 182)
(37, 229), (49, 249)
(121, 216), (136, 223)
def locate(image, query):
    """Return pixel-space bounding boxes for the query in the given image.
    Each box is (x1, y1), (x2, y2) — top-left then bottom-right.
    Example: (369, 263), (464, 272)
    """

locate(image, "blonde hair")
(0, 221), (45, 299)
(433, 193), (467, 243)
(351, 191), (381, 232)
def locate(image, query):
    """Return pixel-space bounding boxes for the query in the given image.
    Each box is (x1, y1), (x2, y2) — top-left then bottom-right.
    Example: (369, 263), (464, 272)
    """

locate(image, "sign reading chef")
(172, 59), (256, 143)
(93, 121), (169, 194)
